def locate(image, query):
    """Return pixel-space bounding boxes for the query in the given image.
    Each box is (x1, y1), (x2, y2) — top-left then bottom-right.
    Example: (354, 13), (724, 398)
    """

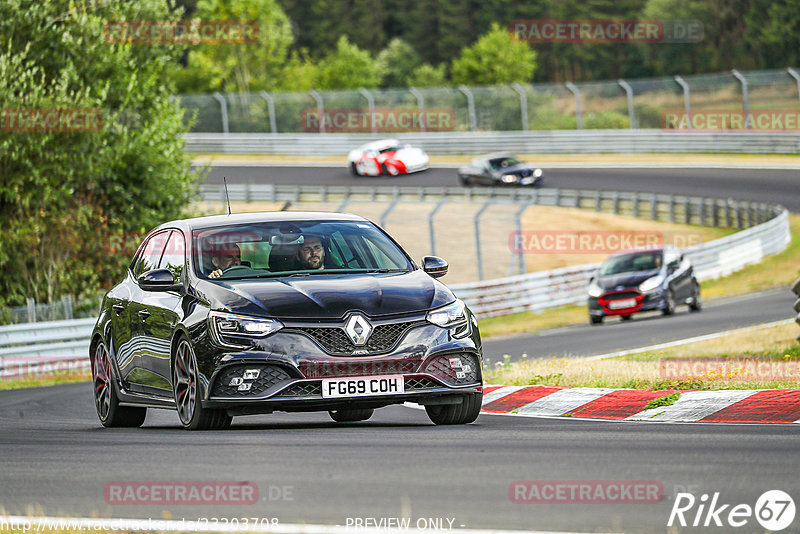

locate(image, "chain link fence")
(179, 68), (800, 134)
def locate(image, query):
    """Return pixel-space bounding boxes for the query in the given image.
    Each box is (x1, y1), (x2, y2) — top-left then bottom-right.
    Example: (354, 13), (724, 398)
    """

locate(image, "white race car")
(347, 139), (429, 176)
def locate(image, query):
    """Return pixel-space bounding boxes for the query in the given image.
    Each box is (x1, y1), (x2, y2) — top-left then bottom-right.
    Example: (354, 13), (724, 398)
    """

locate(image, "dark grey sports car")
(90, 212), (484, 430)
(458, 153), (543, 187)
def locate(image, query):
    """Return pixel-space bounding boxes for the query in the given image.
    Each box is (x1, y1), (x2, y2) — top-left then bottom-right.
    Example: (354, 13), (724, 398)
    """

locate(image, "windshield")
(599, 251), (663, 276)
(489, 157), (521, 170)
(192, 220), (414, 280)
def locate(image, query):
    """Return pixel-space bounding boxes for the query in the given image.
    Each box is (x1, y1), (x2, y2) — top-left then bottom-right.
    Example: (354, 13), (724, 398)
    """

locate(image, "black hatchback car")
(90, 212), (483, 430)
(587, 246), (702, 324)
(457, 153), (543, 187)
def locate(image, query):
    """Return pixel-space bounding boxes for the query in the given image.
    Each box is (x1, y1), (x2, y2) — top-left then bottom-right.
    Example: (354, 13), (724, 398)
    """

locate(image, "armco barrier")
(0, 318), (94, 378)
(185, 130), (800, 155)
(451, 208), (789, 317)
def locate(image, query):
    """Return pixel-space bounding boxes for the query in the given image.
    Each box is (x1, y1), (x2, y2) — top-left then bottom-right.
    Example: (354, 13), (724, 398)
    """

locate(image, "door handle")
(138, 309), (151, 320)
(112, 304), (124, 315)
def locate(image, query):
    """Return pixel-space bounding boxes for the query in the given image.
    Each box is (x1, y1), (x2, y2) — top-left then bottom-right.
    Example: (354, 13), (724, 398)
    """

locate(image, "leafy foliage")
(451, 23), (538, 85)
(316, 36), (382, 90)
(0, 0), (198, 307)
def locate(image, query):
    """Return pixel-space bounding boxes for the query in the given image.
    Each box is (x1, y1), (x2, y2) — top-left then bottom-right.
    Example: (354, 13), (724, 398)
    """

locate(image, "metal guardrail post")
(618, 79), (636, 128)
(259, 91), (277, 134)
(458, 85), (477, 131)
(789, 68), (800, 112)
(674, 75), (691, 129)
(731, 69), (750, 129)
(594, 191), (602, 212)
(428, 197), (448, 256)
(515, 202), (531, 274)
(565, 82), (582, 129)
(212, 92), (229, 134)
(669, 196), (676, 223)
(26, 298), (36, 323)
(358, 88), (376, 134)
(474, 200), (492, 280)
(650, 195), (657, 220)
(511, 83), (529, 132)
(379, 189), (401, 228)
(308, 90), (325, 133)
(632, 192), (639, 217)
(409, 87), (426, 132)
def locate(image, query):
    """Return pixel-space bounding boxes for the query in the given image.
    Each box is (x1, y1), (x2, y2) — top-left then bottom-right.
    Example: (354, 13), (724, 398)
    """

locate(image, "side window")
(132, 232), (169, 278)
(159, 231), (186, 280)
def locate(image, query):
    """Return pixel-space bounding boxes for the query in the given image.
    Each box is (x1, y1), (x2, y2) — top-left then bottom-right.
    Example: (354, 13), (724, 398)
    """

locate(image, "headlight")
(533, 168), (543, 178)
(501, 175), (517, 183)
(638, 276), (663, 293)
(588, 280), (603, 298)
(209, 311), (283, 346)
(427, 300), (467, 328)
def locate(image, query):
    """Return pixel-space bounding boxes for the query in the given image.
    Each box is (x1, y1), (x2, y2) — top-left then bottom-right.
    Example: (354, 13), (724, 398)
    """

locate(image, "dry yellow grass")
(485, 322), (800, 390)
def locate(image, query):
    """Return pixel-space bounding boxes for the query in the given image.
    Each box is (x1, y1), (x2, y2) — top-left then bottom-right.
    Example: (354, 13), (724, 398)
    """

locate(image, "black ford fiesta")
(90, 212), (484, 430)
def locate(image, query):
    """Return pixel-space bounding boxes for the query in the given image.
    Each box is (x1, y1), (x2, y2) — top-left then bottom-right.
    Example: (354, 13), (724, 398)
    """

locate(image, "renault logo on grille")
(345, 314), (372, 346)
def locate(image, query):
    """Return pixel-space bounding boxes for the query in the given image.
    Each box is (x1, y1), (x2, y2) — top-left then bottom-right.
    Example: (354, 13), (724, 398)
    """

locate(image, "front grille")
(289, 320), (425, 355)
(424, 354), (480, 385)
(405, 378), (441, 391)
(278, 381), (322, 397)
(603, 291), (640, 300)
(300, 358), (420, 378)
(211, 364), (291, 398)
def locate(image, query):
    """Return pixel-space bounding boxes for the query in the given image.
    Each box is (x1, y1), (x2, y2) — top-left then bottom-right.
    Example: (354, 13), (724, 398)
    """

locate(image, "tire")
(92, 340), (146, 428)
(425, 392), (482, 425)
(590, 315), (603, 325)
(380, 163), (389, 176)
(173, 337), (232, 431)
(689, 282), (703, 312)
(458, 175), (469, 186)
(350, 162), (360, 176)
(620, 314), (632, 321)
(329, 408), (374, 422)
(662, 290), (676, 316)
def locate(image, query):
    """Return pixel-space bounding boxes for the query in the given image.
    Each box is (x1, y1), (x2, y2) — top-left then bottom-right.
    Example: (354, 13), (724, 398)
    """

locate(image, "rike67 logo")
(669, 490), (796, 531)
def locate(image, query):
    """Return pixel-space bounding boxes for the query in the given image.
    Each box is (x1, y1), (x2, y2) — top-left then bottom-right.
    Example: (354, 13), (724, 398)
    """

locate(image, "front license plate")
(321, 375), (405, 398)
(608, 298), (637, 310)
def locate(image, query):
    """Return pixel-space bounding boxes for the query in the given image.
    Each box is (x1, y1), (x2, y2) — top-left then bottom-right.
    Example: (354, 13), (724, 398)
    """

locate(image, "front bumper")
(196, 316), (483, 413)
(588, 288), (666, 317)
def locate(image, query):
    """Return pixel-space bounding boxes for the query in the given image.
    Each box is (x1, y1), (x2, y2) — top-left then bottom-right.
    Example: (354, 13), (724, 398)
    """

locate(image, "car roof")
(610, 245), (679, 256)
(154, 211), (369, 232)
(473, 152), (516, 161)
(359, 138), (401, 151)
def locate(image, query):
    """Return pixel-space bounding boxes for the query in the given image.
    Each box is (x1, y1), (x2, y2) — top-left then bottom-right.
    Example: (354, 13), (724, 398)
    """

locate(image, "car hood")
(387, 147), (427, 163)
(497, 163), (539, 176)
(198, 270), (455, 319)
(596, 269), (660, 290)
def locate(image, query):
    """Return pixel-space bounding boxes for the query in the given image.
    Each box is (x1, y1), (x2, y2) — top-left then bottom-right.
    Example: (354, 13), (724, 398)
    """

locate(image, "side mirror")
(138, 268), (182, 292)
(422, 256), (448, 278)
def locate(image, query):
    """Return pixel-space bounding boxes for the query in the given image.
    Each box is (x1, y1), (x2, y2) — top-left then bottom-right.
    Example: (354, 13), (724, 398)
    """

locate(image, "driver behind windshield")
(208, 242), (241, 279)
(297, 235), (326, 270)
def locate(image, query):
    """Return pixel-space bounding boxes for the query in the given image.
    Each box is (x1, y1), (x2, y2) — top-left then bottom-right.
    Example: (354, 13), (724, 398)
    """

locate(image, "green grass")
(0, 371), (90, 391)
(643, 392), (681, 410)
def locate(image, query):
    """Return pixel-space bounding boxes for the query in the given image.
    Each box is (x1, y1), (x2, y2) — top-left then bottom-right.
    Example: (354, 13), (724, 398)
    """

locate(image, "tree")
(316, 36), (383, 89)
(451, 23), (538, 85)
(0, 0), (198, 307)
(175, 0), (297, 93)
(406, 64), (448, 87)
(378, 38), (422, 88)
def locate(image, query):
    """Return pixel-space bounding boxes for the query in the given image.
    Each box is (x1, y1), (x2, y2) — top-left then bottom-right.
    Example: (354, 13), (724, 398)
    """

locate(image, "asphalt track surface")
(483, 288), (796, 362)
(200, 165), (800, 212)
(1, 382), (799, 533)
